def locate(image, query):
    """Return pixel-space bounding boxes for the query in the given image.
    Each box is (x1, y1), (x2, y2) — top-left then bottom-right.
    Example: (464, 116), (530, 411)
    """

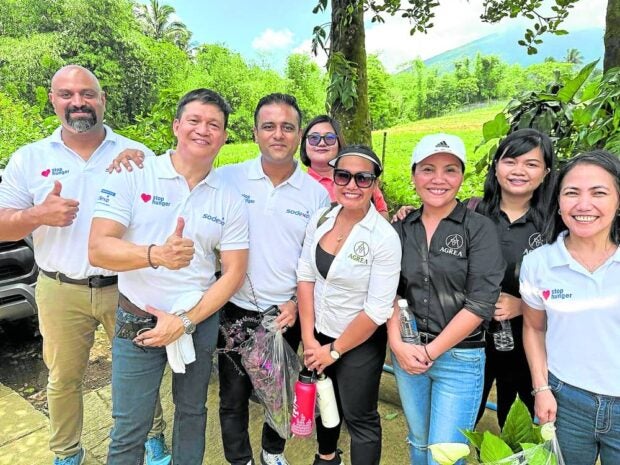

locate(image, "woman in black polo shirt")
(474, 128), (556, 428)
(388, 133), (505, 465)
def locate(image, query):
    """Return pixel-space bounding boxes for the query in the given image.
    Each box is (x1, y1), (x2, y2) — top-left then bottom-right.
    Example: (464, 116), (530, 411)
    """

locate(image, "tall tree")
(564, 48), (584, 64)
(604, 0), (619, 71)
(134, 0), (191, 50)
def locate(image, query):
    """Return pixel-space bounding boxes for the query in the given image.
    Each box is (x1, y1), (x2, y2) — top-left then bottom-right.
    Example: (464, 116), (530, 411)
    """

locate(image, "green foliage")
(285, 54), (327, 122)
(0, 92), (47, 167)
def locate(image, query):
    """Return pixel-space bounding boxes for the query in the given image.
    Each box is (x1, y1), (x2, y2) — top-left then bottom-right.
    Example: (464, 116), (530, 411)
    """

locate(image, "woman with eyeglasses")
(297, 145), (401, 465)
(388, 134), (504, 465)
(520, 150), (620, 465)
(300, 115), (390, 219)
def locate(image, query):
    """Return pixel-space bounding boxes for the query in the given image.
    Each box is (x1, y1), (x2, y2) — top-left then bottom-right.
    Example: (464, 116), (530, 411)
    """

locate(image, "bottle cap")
(317, 373), (327, 381)
(299, 369), (316, 383)
(397, 298), (408, 308)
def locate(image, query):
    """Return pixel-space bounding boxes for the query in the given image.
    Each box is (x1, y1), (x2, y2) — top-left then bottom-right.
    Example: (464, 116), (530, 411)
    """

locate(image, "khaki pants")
(36, 273), (164, 458)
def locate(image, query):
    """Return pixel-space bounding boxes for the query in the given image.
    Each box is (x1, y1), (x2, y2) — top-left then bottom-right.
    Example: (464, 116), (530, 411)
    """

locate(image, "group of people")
(0, 64), (617, 465)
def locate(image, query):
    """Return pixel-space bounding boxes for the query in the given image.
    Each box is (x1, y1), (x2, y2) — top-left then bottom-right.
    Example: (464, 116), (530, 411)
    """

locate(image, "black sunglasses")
(307, 132), (338, 146)
(333, 169), (377, 189)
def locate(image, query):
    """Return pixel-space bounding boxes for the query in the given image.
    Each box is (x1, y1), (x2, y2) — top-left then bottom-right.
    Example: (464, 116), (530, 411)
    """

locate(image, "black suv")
(0, 169), (38, 321)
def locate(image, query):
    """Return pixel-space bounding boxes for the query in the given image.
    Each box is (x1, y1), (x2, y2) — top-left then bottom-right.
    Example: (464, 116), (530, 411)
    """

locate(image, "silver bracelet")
(531, 385), (552, 396)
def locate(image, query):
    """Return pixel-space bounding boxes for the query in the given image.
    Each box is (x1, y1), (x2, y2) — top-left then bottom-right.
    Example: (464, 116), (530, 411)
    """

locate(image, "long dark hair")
(478, 128), (556, 230)
(545, 150), (620, 244)
(299, 115), (346, 167)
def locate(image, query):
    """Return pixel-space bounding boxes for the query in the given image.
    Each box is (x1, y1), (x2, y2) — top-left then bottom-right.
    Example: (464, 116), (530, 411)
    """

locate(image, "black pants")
(476, 319), (534, 428)
(217, 301), (301, 465)
(315, 326), (386, 465)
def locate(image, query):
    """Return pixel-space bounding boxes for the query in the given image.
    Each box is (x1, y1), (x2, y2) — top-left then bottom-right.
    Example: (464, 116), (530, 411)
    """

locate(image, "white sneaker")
(260, 450), (290, 465)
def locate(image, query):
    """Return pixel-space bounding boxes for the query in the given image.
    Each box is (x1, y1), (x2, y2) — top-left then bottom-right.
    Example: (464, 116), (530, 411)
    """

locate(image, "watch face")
(330, 350), (340, 360)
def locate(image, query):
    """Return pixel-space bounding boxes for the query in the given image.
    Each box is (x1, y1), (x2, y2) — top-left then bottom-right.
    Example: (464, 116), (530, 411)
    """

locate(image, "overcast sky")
(161, 0), (606, 72)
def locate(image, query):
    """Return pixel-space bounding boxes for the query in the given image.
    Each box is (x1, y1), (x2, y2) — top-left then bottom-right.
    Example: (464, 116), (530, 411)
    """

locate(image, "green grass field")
(216, 102), (506, 211)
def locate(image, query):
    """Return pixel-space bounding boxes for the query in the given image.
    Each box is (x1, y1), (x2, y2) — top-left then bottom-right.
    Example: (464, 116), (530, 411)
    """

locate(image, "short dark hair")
(175, 89), (232, 128)
(545, 150), (620, 244)
(479, 128), (556, 230)
(299, 115), (346, 167)
(253, 93), (302, 128)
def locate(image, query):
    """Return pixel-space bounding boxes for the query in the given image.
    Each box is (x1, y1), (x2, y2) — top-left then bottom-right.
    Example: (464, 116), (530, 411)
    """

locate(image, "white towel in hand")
(166, 291), (203, 373)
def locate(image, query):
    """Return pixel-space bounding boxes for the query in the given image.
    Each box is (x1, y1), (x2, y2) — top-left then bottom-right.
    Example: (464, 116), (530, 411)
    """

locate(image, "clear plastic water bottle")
(493, 319), (514, 351)
(398, 299), (421, 344)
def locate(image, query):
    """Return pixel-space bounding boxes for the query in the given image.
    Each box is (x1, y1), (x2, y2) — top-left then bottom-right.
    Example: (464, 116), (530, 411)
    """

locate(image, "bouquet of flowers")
(239, 315), (301, 439)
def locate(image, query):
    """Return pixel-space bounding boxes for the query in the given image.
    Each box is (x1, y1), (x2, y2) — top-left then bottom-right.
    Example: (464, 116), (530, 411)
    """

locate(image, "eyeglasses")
(333, 169), (377, 189)
(307, 132), (338, 146)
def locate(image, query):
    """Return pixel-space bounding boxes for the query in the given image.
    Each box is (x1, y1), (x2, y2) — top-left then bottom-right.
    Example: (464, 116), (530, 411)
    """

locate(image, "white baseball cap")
(410, 133), (466, 168)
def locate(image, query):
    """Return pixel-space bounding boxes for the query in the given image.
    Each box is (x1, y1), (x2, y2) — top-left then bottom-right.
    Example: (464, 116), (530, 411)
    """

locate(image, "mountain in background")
(416, 26), (604, 73)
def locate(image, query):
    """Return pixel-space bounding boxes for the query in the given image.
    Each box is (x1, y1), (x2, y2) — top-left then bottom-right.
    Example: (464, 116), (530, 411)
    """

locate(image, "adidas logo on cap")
(435, 140), (450, 148)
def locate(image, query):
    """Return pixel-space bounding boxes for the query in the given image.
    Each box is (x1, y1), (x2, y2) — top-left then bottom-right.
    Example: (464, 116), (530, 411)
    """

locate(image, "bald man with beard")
(0, 65), (169, 465)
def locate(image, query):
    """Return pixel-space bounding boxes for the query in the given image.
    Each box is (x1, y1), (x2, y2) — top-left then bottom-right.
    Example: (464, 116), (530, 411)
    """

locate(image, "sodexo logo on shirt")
(97, 188), (117, 205)
(440, 233), (464, 257)
(140, 193), (171, 207)
(202, 213), (225, 226)
(285, 208), (310, 219)
(41, 167), (70, 177)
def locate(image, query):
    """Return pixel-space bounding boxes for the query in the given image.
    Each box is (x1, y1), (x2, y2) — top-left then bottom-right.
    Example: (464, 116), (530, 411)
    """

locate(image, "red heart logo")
(542, 290), (551, 300)
(141, 193), (152, 203)
(41, 169), (51, 177)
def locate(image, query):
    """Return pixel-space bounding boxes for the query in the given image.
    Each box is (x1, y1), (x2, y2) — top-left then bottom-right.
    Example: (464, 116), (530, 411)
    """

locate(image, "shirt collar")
(405, 200), (467, 224)
(552, 230), (620, 268)
(324, 203), (380, 231)
(248, 154), (304, 189)
(50, 124), (117, 147)
(156, 150), (221, 188)
(308, 167), (331, 182)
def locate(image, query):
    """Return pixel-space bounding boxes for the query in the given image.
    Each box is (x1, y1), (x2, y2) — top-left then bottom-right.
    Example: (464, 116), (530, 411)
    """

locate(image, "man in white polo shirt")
(216, 93), (330, 465)
(0, 65), (167, 465)
(89, 88), (249, 465)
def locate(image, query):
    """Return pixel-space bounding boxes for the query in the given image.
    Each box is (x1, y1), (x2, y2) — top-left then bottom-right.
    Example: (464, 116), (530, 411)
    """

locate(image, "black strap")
(317, 201), (339, 228)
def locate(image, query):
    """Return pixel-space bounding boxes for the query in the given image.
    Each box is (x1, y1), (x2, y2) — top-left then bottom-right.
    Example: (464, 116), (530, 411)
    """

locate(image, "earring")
(558, 209), (562, 215)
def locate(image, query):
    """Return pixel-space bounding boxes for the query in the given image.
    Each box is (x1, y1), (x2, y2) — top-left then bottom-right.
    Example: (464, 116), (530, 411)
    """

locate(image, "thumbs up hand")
(36, 181), (80, 227)
(151, 217), (195, 270)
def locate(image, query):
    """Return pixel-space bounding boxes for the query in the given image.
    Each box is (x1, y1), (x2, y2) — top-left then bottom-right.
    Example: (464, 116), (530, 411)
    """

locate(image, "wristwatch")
(329, 342), (341, 360)
(178, 312), (196, 335)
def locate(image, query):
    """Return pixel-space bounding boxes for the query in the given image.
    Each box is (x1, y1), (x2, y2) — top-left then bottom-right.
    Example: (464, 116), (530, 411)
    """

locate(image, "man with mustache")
(0, 65), (169, 465)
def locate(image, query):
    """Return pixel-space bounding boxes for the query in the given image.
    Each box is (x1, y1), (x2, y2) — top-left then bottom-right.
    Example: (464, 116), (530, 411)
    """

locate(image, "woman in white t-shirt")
(520, 150), (620, 465)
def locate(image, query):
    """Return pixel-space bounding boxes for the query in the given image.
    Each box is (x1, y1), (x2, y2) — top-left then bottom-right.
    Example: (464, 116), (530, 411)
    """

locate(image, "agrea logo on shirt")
(41, 167), (70, 177)
(140, 193), (171, 207)
(349, 241), (370, 265)
(523, 232), (544, 255)
(542, 288), (573, 300)
(440, 234), (464, 257)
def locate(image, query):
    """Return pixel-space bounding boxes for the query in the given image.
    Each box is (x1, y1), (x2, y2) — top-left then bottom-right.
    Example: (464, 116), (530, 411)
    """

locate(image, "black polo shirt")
(393, 201), (505, 335)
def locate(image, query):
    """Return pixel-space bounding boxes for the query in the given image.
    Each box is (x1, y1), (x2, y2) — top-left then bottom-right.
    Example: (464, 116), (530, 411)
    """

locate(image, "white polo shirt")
(297, 204), (401, 337)
(217, 155), (330, 310)
(0, 125), (154, 279)
(93, 152), (249, 312)
(520, 231), (620, 396)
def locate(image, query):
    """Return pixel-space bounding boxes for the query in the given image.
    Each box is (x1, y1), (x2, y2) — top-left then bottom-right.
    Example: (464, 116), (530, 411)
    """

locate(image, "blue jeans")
(549, 372), (620, 465)
(393, 347), (485, 465)
(107, 308), (219, 465)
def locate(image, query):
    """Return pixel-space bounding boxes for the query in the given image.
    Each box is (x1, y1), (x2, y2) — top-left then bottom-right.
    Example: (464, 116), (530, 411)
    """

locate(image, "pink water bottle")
(290, 369), (316, 437)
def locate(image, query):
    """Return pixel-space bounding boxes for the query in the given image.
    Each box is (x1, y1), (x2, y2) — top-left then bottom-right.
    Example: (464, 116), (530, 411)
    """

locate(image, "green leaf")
(480, 431), (514, 463)
(462, 429), (484, 450)
(557, 60), (599, 103)
(482, 113), (509, 141)
(501, 397), (535, 451)
(384, 412), (399, 420)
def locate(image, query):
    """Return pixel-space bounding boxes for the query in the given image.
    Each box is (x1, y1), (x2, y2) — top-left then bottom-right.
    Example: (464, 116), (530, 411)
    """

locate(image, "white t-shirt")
(0, 126), (154, 279)
(297, 204), (402, 337)
(93, 152), (249, 312)
(216, 156), (330, 310)
(520, 231), (620, 396)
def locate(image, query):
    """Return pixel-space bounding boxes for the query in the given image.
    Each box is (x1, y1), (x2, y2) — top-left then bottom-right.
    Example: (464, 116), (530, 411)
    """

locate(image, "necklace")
(566, 240), (616, 272)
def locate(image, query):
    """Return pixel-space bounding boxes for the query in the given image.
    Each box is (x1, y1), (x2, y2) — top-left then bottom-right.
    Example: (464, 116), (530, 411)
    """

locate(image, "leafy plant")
(430, 397), (562, 465)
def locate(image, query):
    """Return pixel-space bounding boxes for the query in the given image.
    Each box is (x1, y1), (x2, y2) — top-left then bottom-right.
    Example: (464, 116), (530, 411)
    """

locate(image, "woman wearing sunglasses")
(297, 145), (401, 465)
(388, 134), (504, 465)
(300, 115), (390, 219)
